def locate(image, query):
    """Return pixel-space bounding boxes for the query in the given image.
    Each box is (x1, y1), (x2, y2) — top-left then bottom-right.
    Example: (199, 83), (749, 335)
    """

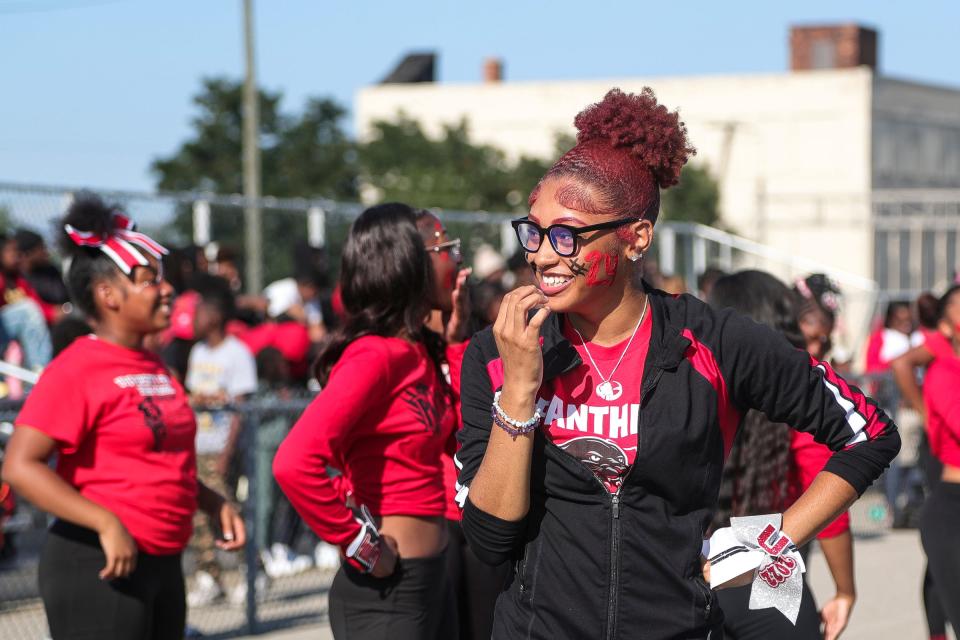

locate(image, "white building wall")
(356, 68), (875, 278)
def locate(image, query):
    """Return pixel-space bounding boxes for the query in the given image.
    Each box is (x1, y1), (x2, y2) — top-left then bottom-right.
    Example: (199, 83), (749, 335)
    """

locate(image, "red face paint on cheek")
(584, 251), (619, 287)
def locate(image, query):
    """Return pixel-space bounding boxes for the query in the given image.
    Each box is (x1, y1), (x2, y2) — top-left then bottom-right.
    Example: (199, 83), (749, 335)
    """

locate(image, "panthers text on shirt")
(536, 395), (640, 439)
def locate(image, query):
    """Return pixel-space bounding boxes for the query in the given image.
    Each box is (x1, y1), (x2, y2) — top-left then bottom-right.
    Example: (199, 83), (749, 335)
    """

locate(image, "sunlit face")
(939, 291), (960, 340)
(107, 255), (175, 334)
(524, 178), (645, 314)
(889, 306), (914, 335)
(420, 214), (462, 313)
(799, 307), (834, 360)
(1, 239), (20, 273)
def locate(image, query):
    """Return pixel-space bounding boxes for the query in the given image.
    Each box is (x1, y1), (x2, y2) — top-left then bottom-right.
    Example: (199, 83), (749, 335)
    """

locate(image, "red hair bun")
(574, 88), (694, 189)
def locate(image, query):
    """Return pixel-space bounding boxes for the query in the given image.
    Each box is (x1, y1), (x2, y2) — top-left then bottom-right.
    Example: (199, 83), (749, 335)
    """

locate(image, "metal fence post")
(243, 406), (259, 635)
(193, 199), (211, 247)
(500, 220), (518, 256)
(308, 206), (326, 248)
(658, 225), (676, 275)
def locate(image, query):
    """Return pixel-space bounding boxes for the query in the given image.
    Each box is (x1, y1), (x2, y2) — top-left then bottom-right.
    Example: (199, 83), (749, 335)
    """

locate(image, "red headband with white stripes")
(65, 213), (168, 275)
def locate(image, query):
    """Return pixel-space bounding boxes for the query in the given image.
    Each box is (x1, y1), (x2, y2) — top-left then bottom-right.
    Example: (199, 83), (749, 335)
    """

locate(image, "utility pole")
(242, 0), (262, 293)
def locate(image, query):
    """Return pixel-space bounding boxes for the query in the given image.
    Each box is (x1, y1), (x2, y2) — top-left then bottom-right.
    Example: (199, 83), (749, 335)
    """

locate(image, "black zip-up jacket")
(455, 288), (899, 640)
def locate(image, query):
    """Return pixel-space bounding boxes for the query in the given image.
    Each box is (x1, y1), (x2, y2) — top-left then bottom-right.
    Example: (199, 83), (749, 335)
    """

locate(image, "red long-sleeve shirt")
(923, 353), (960, 468)
(273, 336), (456, 550)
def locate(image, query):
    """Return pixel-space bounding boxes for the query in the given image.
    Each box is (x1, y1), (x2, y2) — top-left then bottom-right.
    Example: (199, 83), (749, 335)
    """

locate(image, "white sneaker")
(187, 571), (223, 608)
(228, 571), (270, 605)
(314, 542), (340, 571)
(264, 543), (313, 577)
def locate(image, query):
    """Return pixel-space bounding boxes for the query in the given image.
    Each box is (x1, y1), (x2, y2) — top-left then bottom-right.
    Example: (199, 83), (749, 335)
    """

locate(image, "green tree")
(660, 165), (720, 226)
(357, 115), (550, 214)
(151, 77), (357, 283)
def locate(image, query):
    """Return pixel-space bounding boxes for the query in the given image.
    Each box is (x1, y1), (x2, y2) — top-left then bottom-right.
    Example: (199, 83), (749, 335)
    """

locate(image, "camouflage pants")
(189, 454), (234, 579)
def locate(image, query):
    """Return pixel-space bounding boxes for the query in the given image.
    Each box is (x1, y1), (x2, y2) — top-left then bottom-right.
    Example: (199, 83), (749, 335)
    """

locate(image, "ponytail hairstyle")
(708, 270), (804, 530)
(529, 87), (696, 229)
(59, 192), (127, 319)
(313, 203), (446, 389)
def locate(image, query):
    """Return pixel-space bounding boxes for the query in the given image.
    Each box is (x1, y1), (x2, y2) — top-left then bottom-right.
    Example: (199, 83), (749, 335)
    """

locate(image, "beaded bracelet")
(491, 390), (542, 439)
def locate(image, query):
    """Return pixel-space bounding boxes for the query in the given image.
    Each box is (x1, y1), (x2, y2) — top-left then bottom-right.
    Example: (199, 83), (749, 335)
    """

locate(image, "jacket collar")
(539, 282), (691, 381)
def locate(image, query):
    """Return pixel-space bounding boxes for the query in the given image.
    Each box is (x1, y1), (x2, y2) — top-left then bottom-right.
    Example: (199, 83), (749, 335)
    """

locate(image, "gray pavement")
(0, 529), (950, 639)
(240, 530), (951, 640)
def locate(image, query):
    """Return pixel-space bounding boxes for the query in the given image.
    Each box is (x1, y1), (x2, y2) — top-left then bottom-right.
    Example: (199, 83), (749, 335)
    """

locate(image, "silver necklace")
(570, 295), (649, 402)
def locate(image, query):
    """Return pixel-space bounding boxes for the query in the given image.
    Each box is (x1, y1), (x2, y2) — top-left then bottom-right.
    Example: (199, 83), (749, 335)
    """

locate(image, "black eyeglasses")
(511, 217), (641, 258)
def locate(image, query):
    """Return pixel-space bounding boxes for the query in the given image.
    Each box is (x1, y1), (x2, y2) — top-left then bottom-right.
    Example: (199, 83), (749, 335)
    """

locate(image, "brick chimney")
(483, 57), (504, 83)
(790, 24), (878, 71)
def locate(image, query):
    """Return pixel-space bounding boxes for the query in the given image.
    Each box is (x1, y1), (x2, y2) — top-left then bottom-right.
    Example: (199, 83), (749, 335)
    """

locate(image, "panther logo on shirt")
(558, 437), (629, 490)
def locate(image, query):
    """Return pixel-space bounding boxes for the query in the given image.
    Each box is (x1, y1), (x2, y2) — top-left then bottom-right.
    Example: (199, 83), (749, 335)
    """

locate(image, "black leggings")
(717, 577), (822, 639)
(38, 520), (185, 640)
(921, 480), (960, 633)
(445, 519), (509, 640)
(328, 550), (457, 639)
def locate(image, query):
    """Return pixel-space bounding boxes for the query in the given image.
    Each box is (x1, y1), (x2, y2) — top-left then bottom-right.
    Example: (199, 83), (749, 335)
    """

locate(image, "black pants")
(329, 550), (456, 639)
(444, 519), (509, 640)
(38, 520), (185, 640)
(921, 480), (960, 632)
(717, 576), (822, 639)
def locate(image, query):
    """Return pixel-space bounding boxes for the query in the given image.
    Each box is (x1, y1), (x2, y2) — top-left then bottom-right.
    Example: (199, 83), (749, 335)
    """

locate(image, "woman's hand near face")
(493, 285), (550, 399)
(444, 267), (472, 344)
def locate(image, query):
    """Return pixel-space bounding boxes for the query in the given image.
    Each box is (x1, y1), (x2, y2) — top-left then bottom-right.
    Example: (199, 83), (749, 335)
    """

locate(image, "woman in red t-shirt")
(273, 203), (457, 639)
(919, 285), (960, 635)
(0, 194), (244, 640)
(708, 270), (855, 640)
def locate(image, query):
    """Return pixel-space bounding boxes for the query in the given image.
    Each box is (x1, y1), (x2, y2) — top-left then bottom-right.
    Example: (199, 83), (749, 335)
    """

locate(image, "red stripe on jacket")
(682, 329), (741, 458)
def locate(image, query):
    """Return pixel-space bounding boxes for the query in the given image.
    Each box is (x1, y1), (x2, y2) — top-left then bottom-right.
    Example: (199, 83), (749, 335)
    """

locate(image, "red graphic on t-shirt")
(539, 314), (652, 492)
(137, 397), (167, 451)
(585, 251), (619, 287)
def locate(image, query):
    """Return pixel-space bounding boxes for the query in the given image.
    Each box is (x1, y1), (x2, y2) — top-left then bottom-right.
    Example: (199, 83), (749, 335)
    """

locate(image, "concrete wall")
(357, 68), (875, 277)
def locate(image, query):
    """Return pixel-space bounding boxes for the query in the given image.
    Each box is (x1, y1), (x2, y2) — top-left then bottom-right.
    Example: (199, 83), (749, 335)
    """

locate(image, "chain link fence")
(0, 181), (516, 290)
(0, 368), (923, 638)
(0, 393), (347, 640)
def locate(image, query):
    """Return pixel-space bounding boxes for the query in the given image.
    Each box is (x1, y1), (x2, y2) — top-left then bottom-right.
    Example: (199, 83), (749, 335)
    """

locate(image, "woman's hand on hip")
(96, 514), (138, 580)
(371, 534), (400, 578)
(493, 285), (550, 395)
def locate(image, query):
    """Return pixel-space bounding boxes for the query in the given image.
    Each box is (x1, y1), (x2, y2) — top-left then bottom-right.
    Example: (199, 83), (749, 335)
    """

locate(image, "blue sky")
(1, 0), (957, 192)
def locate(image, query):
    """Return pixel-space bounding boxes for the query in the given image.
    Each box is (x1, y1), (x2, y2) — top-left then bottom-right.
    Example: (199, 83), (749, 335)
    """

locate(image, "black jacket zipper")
(604, 368), (663, 640)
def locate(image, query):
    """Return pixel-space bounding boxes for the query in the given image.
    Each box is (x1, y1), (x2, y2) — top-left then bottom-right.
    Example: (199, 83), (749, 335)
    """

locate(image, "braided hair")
(708, 270), (805, 530)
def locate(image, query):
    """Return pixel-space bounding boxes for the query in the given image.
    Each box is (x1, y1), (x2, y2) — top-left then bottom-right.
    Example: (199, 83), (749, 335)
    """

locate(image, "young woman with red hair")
(454, 88), (900, 639)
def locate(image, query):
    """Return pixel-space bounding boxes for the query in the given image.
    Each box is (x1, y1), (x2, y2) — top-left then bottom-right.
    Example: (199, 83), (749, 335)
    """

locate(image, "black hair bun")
(59, 191), (118, 258)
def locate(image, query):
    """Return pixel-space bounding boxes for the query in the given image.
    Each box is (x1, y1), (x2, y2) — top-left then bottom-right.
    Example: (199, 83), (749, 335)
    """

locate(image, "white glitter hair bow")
(706, 514), (806, 624)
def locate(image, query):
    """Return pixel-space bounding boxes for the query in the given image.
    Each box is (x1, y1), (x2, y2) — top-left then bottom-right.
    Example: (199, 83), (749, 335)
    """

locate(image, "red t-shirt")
(538, 313), (652, 493)
(787, 431), (850, 538)
(921, 328), (954, 361)
(923, 354), (960, 468)
(16, 337), (198, 554)
(442, 342), (469, 521)
(273, 336), (456, 550)
(240, 321), (312, 378)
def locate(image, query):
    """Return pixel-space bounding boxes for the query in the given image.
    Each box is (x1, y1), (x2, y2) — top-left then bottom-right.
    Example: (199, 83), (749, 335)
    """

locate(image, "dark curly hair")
(313, 203), (448, 393)
(58, 192), (128, 319)
(708, 270), (805, 531)
(529, 87), (696, 225)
